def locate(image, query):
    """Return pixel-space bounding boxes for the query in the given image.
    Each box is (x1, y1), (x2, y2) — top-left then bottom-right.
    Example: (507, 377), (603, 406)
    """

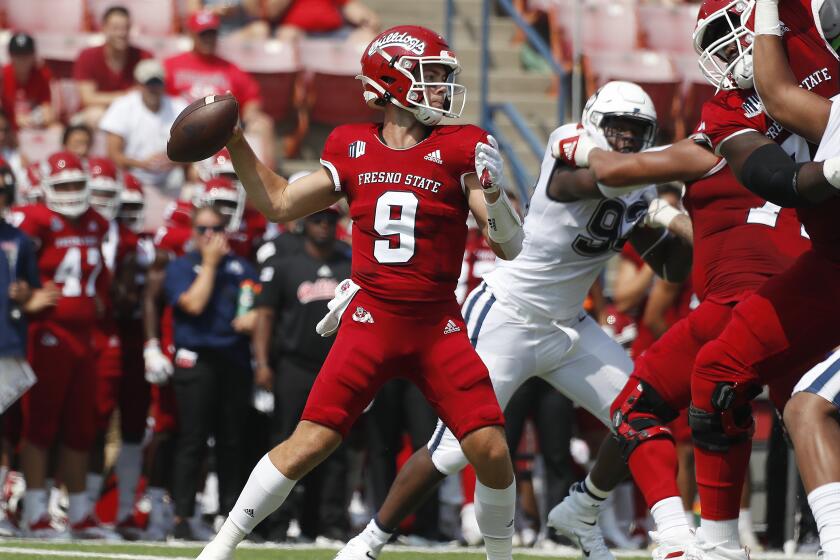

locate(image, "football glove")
(475, 135), (507, 194)
(144, 338), (174, 385)
(551, 132), (600, 168)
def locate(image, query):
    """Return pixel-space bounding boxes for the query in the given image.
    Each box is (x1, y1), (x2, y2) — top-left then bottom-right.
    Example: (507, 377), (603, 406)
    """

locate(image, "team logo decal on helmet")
(88, 157), (123, 221)
(694, 0), (756, 91)
(357, 25), (466, 126)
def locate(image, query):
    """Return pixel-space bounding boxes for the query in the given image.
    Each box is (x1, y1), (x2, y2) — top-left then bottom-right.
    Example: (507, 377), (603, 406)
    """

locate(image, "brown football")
(167, 93), (239, 163)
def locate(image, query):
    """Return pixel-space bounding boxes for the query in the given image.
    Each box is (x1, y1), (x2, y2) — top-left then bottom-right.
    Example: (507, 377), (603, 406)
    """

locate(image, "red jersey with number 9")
(320, 123), (488, 302)
(12, 204), (108, 326)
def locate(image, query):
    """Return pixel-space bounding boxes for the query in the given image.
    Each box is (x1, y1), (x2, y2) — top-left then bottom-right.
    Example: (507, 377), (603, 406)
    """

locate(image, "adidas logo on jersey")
(443, 320), (461, 334)
(424, 149), (443, 164)
(352, 306), (374, 324)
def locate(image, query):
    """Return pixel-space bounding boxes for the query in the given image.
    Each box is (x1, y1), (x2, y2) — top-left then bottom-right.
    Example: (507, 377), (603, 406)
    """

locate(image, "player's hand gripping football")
(551, 131), (600, 168)
(144, 338), (174, 385)
(475, 135), (507, 194)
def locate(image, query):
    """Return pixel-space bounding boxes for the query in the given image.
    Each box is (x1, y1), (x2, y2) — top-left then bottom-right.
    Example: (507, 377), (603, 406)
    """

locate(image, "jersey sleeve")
(815, 94), (840, 161)
(455, 125), (490, 185)
(254, 256), (284, 309)
(693, 94), (765, 156)
(163, 258), (193, 308)
(320, 127), (349, 191)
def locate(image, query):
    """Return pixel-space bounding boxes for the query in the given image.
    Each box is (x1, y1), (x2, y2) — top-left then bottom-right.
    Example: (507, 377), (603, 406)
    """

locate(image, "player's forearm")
(143, 268), (165, 340)
(177, 265), (217, 316)
(667, 214), (693, 245)
(227, 134), (289, 222)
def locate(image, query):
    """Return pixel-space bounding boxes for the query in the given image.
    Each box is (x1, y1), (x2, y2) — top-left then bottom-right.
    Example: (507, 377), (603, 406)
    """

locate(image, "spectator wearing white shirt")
(100, 59), (187, 197)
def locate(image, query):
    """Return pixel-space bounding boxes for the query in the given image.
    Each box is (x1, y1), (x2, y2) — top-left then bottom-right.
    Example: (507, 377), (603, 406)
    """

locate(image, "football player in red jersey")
(86, 159), (151, 539)
(12, 152), (118, 539)
(549, 0), (840, 555)
(198, 25), (524, 560)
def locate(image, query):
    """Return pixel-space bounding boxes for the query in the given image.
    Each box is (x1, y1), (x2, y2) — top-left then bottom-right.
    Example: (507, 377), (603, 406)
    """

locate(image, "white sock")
(576, 475), (610, 518)
(474, 480), (515, 560)
(23, 488), (47, 525)
(360, 517), (393, 552)
(701, 518), (740, 549)
(68, 492), (90, 525)
(226, 454), (296, 535)
(86, 473), (103, 506)
(685, 510), (697, 529)
(115, 443), (143, 521)
(651, 496), (692, 542)
(808, 482), (840, 554)
(738, 508), (754, 534)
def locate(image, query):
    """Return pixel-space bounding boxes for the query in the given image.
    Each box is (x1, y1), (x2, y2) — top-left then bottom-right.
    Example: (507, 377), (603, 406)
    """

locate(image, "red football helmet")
(694, 0), (755, 91)
(163, 199), (194, 229)
(88, 157), (123, 221)
(197, 148), (238, 183)
(40, 151), (89, 217)
(357, 25), (465, 125)
(194, 177), (244, 232)
(119, 172), (145, 233)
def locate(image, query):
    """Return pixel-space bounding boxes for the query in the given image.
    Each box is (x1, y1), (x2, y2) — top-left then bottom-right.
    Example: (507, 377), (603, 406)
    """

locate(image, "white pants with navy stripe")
(427, 282), (633, 475)
(793, 347), (840, 408)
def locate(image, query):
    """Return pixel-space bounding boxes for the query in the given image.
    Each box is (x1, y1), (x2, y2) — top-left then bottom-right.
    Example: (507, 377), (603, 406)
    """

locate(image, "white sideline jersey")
(483, 123), (656, 324)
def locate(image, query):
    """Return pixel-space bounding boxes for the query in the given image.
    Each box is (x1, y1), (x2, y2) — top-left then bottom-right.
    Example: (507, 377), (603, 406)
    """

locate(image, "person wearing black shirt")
(252, 206), (351, 542)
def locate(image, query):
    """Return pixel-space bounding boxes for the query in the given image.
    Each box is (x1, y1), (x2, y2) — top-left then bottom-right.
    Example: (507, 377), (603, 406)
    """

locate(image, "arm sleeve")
(163, 259), (193, 307)
(98, 97), (129, 136)
(234, 66), (262, 106)
(254, 256), (283, 309)
(320, 128), (349, 192)
(693, 94), (766, 156)
(72, 49), (94, 81)
(815, 94), (840, 161)
(18, 233), (41, 288)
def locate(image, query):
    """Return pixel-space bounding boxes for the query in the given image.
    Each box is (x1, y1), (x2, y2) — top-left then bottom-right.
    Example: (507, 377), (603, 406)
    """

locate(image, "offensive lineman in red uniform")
(549, 0), (839, 556)
(12, 152), (113, 538)
(198, 25), (524, 560)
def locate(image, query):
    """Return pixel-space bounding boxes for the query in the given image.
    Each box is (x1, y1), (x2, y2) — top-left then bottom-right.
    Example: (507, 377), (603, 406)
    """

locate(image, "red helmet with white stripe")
(357, 25), (465, 125)
(119, 172), (145, 233)
(88, 157), (123, 221)
(194, 177), (244, 232)
(40, 151), (89, 217)
(694, 0), (755, 90)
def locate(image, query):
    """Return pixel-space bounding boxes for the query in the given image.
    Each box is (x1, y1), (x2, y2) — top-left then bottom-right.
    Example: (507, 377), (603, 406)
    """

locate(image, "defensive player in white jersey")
(336, 81), (693, 560)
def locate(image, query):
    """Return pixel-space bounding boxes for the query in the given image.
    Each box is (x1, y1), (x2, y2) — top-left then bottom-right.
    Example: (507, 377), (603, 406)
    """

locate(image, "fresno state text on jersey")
(320, 123), (488, 302)
(14, 204), (109, 326)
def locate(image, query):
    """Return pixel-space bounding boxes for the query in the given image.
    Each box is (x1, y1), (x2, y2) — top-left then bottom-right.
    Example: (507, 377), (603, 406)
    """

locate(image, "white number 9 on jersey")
(373, 191), (418, 264)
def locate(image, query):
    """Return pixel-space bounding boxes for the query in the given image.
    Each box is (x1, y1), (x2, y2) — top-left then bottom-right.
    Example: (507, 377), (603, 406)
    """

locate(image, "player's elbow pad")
(740, 144), (806, 208)
(597, 182), (648, 199)
(486, 191), (523, 260)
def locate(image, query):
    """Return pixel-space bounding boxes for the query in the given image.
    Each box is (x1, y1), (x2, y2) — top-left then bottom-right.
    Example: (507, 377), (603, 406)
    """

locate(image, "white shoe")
(696, 528), (750, 560)
(460, 502), (483, 546)
(334, 534), (379, 559)
(739, 529), (762, 552)
(547, 485), (614, 560)
(650, 530), (703, 560)
(196, 540), (235, 560)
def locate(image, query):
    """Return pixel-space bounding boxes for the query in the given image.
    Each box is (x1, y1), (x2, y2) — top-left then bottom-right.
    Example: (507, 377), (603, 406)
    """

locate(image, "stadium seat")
(581, 1), (639, 54)
(299, 38), (381, 126)
(17, 127), (63, 163)
(131, 35), (190, 60)
(219, 38), (301, 124)
(7, 0), (87, 33)
(673, 53), (716, 135)
(637, 3), (699, 56)
(586, 50), (681, 141)
(89, 0), (176, 35)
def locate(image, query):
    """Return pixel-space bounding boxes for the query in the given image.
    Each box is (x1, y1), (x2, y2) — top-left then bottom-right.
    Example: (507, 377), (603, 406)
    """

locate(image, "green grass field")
(0, 539), (652, 560)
